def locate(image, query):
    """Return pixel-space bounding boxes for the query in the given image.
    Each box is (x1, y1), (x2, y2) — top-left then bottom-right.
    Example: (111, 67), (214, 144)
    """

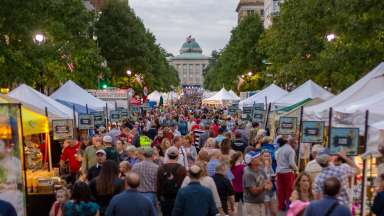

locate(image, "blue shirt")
(304, 196), (352, 216)
(64, 201), (99, 216)
(105, 190), (156, 216)
(173, 181), (218, 216)
(0, 200), (17, 216)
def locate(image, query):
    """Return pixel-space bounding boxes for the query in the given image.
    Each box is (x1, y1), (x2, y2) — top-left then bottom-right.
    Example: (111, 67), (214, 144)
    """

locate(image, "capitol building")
(168, 36), (211, 88)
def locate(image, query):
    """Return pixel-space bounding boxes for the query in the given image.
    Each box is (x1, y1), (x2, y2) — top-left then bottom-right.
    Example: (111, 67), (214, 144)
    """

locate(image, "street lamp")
(126, 70), (132, 76)
(248, 72), (253, 77)
(34, 33), (46, 93)
(34, 33), (45, 45)
(326, 33), (336, 42)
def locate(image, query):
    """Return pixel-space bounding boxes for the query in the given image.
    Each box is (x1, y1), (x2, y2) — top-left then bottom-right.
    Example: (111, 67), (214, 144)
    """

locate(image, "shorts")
(264, 191), (276, 202)
(235, 192), (243, 202)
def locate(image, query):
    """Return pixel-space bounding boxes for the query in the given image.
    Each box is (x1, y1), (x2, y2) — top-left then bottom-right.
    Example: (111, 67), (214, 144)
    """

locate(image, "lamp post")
(126, 70), (132, 110)
(34, 33), (46, 92)
(326, 33), (336, 42)
(325, 33), (337, 90)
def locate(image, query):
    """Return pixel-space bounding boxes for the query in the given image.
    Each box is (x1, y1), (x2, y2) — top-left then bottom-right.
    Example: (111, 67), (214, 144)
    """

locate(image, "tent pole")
(17, 103), (29, 198)
(297, 106), (304, 169)
(327, 107), (333, 148)
(265, 103), (272, 130)
(106, 103), (109, 129)
(86, 104), (89, 114)
(44, 107), (51, 172)
(360, 110), (369, 216)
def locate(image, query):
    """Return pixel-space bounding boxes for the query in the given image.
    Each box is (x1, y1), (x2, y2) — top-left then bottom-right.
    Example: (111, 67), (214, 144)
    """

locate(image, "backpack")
(159, 164), (181, 199)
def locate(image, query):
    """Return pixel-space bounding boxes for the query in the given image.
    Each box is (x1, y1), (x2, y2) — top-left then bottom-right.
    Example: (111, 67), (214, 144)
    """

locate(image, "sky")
(130, 0), (238, 56)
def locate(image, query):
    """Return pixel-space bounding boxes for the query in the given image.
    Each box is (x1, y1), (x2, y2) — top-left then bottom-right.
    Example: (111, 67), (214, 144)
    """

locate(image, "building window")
(260, 9), (264, 16)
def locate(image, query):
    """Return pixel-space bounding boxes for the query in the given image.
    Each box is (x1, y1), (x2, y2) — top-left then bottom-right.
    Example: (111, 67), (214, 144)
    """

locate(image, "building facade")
(263, 0), (283, 28)
(236, 0), (265, 24)
(169, 36), (210, 88)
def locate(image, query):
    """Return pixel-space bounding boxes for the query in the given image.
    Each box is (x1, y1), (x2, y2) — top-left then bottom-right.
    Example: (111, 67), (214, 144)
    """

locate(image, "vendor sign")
(301, 121), (324, 143)
(252, 103), (265, 124)
(242, 106), (253, 120)
(330, 127), (359, 156)
(228, 104), (239, 115)
(91, 111), (105, 127)
(78, 114), (94, 130)
(52, 120), (74, 140)
(279, 117), (297, 135)
(119, 109), (129, 119)
(110, 111), (121, 123)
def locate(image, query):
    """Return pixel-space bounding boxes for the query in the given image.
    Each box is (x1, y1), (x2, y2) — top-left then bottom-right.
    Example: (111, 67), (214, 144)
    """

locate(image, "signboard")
(330, 127), (359, 156)
(278, 117), (297, 135)
(252, 103), (265, 123)
(301, 121), (324, 143)
(78, 114), (94, 130)
(110, 111), (121, 123)
(242, 106), (253, 120)
(228, 105), (239, 115)
(52, 120), (74, 140)
(119, 109), (129, 119)
(91, 111), (105, 127)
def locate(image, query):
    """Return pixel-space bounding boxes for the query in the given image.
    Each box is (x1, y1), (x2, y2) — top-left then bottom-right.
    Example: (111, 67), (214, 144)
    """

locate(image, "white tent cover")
(229, 90), (240, 100)
(202, 88), (239, 105)
(239, 84), (288, 109)
(203, 91), (217, 99)
(277, 80), (334, 106)
(148, 90), (163, 103)
(50, 80), (112, 111)
(305, 62), (384, 121)
(9, 84), (73, 119)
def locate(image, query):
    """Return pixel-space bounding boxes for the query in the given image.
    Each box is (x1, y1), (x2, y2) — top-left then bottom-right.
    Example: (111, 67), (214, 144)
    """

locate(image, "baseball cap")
(316, 149), (331, 166)
(167, 146), (179, 157)
(96, 149), (106, 155)
(244, 150), (262, 164)
(103, 135), (113, 143)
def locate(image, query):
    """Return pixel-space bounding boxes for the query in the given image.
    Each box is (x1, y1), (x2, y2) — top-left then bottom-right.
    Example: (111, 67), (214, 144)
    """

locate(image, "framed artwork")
(301, 121), (324, 143)
(91, 111), (105, 127)
(330, 127), (359, 156)
(52, 119), (74, 140)
(78, 114), (94, 130)
(279, 117), (297, 135)
(110, 111), (121, 123)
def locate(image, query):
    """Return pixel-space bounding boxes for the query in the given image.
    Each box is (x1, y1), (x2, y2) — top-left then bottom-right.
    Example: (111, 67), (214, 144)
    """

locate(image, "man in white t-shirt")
(305, 144), (324, 181)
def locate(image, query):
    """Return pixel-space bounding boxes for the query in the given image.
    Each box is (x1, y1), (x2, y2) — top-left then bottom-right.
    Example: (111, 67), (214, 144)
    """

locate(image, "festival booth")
(202, 88), (240, 106)
(229, 90), (240, 100)
(202, 91), (218, 99)
(239, 84), (288, 109)
(148, 90), (163, 105)
(50, 80), (113, 112)
(162, 91), (179, 105)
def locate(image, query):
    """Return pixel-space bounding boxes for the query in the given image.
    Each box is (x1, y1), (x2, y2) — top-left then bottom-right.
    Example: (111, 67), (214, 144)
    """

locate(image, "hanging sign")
(110, 111), (121, 123)
(301, 121), (324, 143)
(52, 119), (74, 140)
(330, 127), (359, 156)
(119, 109), (129, 119)
(78, 114), (94, 130)
(279, 117), (297, 135)
(91, 111), (105, 127)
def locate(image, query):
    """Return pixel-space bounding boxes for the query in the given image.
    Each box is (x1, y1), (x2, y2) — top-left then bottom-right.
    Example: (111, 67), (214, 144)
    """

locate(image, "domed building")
(169, 36), (211, 88)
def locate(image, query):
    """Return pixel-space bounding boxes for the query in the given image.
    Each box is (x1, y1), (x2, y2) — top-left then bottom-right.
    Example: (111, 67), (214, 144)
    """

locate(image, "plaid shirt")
(314, 164), (355, 206)
(132, 159), (159, 192)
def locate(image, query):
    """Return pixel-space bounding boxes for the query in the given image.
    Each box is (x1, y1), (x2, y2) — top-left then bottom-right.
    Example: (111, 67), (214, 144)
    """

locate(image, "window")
(260, 9), (264, 16)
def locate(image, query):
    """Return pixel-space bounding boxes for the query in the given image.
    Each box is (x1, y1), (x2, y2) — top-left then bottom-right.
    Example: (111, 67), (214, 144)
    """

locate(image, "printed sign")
(110, 111), (121, 123)
(301, 121), (324, 143)
(330, 127), (359, 156)
(52, 120), (74, 140)
(119, 109), (129, 119)
(91, 111), (105, 127)
(78, 114), (94, 130)
(228, 104), (239, 115)
(279, 117), (297, 135)
(242, 106), (253, 120)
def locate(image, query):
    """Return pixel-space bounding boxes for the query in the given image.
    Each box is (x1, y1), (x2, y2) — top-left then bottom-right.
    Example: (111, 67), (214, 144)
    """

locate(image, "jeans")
(159, 199), (175, 216)
(141, 192), (157, 207)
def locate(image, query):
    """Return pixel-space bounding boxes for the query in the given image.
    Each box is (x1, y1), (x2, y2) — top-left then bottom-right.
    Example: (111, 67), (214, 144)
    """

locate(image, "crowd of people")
(49, 104), (379, 216)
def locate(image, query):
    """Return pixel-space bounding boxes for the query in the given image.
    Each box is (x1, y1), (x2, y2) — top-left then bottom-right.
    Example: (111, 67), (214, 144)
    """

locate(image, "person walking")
(103, 135), (119, 163)
(157, 146), (187, 216)
(63, 182), (100, 216)
(212, 162), (235, 215)
(132, 148), (159, 207)
(230, 152), (246, 214)
(304, 177), (352, 216)
(105, 172), (156, 216)
(87, 149), (107, 181)
(89, 160), (124, 215)
(82, 135), (103, 173)
(172, 165), (219, 216)
(275, 136), (298, 211)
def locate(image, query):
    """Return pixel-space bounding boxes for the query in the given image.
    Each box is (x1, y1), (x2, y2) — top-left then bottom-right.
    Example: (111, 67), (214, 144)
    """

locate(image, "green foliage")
(260, 0), (384, 92)
(0, 0), (105, 91)
(204, 15), (265, 90)
(95, 0), (179, 92)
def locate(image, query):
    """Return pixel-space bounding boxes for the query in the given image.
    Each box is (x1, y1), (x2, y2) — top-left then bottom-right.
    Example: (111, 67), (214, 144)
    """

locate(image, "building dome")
(180, 35), (203, 54)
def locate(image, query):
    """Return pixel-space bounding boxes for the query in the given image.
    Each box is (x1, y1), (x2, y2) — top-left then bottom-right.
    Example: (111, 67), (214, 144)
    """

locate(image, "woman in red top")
(230, 151), (246, 215)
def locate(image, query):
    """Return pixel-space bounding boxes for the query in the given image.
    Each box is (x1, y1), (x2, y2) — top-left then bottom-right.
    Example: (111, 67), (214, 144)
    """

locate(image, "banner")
(78, 114), (95, 130)
(279, 117), (297, 135)
(91, 111), (105, 127)
(52, 119), (74, 140)
(330, 127), (359, 156)
(301, 121), (324, 143)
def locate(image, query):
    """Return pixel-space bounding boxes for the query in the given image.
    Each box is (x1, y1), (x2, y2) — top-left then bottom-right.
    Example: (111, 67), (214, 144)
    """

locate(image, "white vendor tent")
(305, 62), (384, 121)
(239, 84), (288, 109)
(277, 80), (334, 106)
(9, 84), (74, 119)
(148, 90), (163, 104)
(366, 121), (384, 157)
(50, 80), (112, 111)
(229, 90), (240, 100)
(162, 91), (178, 104)
(203, 91), (217, 99)
(202, 88), (240, 106)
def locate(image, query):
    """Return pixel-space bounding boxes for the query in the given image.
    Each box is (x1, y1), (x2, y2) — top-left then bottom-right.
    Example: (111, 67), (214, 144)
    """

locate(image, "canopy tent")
(162, 91), (178, 104)
(56, 99), (97, 114)
(9, 84), (74, 119)
(305, 62), (384, 121)
(202, 88), (240, 106)
(202, 91), (217, 99)
(366, 121), (384, 158)
(50, 80), (112, 111)
(229, 90), (240, 100)
(239, 84), (288, 109)
(147, 91), (163, 104)
(0, 94), (50, 136)
(277, 80), (334, 106)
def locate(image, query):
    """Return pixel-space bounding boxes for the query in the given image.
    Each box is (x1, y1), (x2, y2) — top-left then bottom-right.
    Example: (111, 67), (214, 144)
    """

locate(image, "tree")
(95, 0), (179, 93)
(260, 0), (384, 92)
(204, 15), (265, 90)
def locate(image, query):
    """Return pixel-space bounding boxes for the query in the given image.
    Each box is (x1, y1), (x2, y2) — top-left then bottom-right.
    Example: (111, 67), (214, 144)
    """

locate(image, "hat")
(312, 144), (324, 154)
(316, 149), (331, 166)
(245, 150), (262, 164)
(103, 135), (113, 143)
(96, 149), (106, 155)
(167, 146), (179, 157)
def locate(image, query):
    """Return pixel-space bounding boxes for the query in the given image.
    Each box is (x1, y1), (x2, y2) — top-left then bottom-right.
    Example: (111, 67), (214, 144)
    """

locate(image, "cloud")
(130, 0), (238, 56)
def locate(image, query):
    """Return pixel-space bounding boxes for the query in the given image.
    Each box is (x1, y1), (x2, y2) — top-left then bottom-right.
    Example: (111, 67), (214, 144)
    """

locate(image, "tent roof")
(334, 91), (384, 116)
(305, 62), (384, 119)
(202, 88), (239, 105)
(56, 99), (97, 114)
(9, 84), (73, 119)
(229, 90), (240, 100)
(277, 80), (334, 105)
(50, 80), (111, 110)
(239, 84), (288, 108)
(148, 91), (163, 103)
(372, 121), (384, 130)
